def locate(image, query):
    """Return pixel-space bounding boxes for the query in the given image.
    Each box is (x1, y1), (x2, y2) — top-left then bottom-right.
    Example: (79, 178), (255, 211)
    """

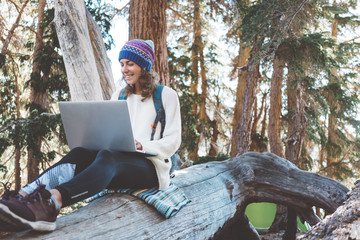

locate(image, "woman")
(0, 39), (181, 232)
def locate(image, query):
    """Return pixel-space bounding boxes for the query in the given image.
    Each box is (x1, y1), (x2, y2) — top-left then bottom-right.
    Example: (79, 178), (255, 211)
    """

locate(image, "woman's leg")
(21, 147), (98, 194)
(0, 149), (157, 231)
(56, 150), (158, 207)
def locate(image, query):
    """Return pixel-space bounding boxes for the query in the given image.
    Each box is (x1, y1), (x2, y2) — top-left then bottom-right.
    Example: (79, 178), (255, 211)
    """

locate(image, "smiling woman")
(0, 39), (183, 233)
(114, 39), (159, 100)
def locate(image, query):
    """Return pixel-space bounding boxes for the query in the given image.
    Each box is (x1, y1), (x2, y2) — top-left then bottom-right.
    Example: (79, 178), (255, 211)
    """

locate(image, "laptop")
(58, 100), (157, 157)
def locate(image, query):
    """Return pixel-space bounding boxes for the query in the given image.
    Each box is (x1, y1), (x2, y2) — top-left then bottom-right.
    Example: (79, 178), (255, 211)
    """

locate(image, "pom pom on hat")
(118, 39), (155, 71)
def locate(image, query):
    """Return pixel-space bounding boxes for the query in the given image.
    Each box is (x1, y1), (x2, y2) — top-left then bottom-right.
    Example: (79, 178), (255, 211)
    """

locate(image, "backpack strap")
(151, 85), (165, 141)
(118, 86), (165, 141)
(118, 88), (127, 100)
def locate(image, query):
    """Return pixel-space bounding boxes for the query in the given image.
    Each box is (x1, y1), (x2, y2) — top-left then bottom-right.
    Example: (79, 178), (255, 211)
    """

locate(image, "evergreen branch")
(2, 147), (15, 166)
(251, 0), (311, 64)
(338, 144), (356, 164)
(167, 6), (187, 22)
(342, 36), (360, 43)
(0, 112), (57, 133)
(1, 0), (30, 55)
(110, 3), (130, 21)
(267, 0), (310, 53)
(0, 119), (27, 133)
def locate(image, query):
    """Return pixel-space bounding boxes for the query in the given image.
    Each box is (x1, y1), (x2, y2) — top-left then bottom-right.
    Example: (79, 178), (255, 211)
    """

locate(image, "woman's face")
(120, 59), (142, 85)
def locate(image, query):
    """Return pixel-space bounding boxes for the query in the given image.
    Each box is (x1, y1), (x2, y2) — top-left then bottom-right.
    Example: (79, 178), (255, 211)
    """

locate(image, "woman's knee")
(65, 147), (96, 161)
(95, 149), (120, 165)
(69, 147), (91, 156)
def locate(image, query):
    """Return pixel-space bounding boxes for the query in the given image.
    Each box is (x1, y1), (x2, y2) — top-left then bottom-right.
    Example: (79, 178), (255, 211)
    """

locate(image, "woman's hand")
(135, 140), (143, 150)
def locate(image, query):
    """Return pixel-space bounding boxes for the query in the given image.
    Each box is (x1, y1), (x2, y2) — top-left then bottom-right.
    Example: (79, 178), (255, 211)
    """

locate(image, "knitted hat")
(118, 39), (155, 71)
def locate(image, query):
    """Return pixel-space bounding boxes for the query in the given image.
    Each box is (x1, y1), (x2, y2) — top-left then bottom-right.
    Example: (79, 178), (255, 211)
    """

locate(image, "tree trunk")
(197, 6), (212, 158)
(209, 95), (220, 156)
(326, 11), (340, 179)
(14, 150), (21, 190)
(230, 44), (250, 157)
(198, 28), (209, 124)
(2, 152), (349, 240)
(260, 103), (268, 137)
(86, 10), (115, 100)
(54, 0), (104, 101)
(268, 55), (285, 158)
(285, 66), (306, 165)
(14, 68), (22, 190)
(129, 0), (169, 86)
(250, 91), (267, 152)
(236, 53), (260, 156)
(282, 63), (307, 240)
(27, 0), (48, 182)
(188, 0), (201, 161)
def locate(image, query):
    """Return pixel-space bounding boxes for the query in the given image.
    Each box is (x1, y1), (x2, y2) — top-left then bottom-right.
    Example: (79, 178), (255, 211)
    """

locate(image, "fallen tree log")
(298, 179), (360, 240)
(2, 152), (349, 240)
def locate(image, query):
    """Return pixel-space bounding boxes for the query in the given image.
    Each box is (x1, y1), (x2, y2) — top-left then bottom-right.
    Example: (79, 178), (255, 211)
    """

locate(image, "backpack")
(118, 85), (178, 176)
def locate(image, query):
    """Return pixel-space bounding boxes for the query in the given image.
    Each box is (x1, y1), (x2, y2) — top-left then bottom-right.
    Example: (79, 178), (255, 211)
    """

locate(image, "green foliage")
(0, 164), (8, 178)
(0, 112), (64, 166)
(86, 0), (115, 50)
(0, 138), (10, 157)
(168, 48), (199, 153)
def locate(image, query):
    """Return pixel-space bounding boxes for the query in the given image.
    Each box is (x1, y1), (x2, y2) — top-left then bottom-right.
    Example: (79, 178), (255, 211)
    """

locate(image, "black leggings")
(22, 147), (158, 207)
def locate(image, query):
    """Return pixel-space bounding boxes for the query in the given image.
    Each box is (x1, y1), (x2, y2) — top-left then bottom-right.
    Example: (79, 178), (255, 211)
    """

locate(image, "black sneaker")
(0, 184), (59, 232)
(0, 182), (23, 203)
(0, 183), (29, 232)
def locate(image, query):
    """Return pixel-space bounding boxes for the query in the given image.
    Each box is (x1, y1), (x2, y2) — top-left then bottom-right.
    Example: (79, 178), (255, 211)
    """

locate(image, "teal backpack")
(118, 85), (178, 176)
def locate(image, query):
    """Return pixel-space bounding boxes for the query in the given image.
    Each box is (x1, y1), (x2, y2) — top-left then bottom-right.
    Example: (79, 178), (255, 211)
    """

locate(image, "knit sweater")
(111, 86), (182, 190)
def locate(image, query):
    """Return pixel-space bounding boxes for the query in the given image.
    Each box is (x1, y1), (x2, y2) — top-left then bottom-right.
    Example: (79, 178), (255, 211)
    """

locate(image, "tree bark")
(268, 55), (285, 158)
(54, 0), (104, 101)
(285, 66), (306, 165)
(325, 9), (340, 179)
(3, 152), (349, 240)
(282, 62), (307, 240)
(250, 91), (267, 152)
(196, 3), (212, 158)
(14, 68), (22, 190)
(27, 0), (48, 182)
(85, 10), (115, 100)
(236, 55), (260, 156)
(230, 44), (250, 157)
(188, 0), (201, 161)
(129, 0), (169, 86)
(209, 95), (220, 156)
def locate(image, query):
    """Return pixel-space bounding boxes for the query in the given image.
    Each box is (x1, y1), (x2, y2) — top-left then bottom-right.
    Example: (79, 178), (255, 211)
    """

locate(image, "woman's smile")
(120, 59), (142, 86)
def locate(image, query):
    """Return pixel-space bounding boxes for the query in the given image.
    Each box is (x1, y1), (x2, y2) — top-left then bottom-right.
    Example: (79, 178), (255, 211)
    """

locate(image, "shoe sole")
(0, 204), (56, 232)
(0, 216), (29, 232)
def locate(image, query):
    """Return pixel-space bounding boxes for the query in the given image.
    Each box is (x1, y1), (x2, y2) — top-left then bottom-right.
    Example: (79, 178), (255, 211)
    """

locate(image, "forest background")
(0, 0), (359, 202)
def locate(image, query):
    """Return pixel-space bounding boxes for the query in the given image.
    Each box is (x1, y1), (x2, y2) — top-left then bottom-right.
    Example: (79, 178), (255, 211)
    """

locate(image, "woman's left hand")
(135, 140), (143, 150)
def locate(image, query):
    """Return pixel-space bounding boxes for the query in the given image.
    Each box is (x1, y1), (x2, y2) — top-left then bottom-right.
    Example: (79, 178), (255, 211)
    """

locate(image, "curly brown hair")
(124, 69), (160, 101)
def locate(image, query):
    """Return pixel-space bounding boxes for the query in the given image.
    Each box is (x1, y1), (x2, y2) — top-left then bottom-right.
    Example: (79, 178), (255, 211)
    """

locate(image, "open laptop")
(58, 100), (157, 157)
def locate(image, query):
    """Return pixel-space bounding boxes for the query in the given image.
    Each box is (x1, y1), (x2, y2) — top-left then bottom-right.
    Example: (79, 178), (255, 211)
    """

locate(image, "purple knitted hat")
(118, 39), (155, 71)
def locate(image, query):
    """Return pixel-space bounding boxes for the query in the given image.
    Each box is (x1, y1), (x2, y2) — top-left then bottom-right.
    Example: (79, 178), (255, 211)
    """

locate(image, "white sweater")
(111, 86), (182, 190)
